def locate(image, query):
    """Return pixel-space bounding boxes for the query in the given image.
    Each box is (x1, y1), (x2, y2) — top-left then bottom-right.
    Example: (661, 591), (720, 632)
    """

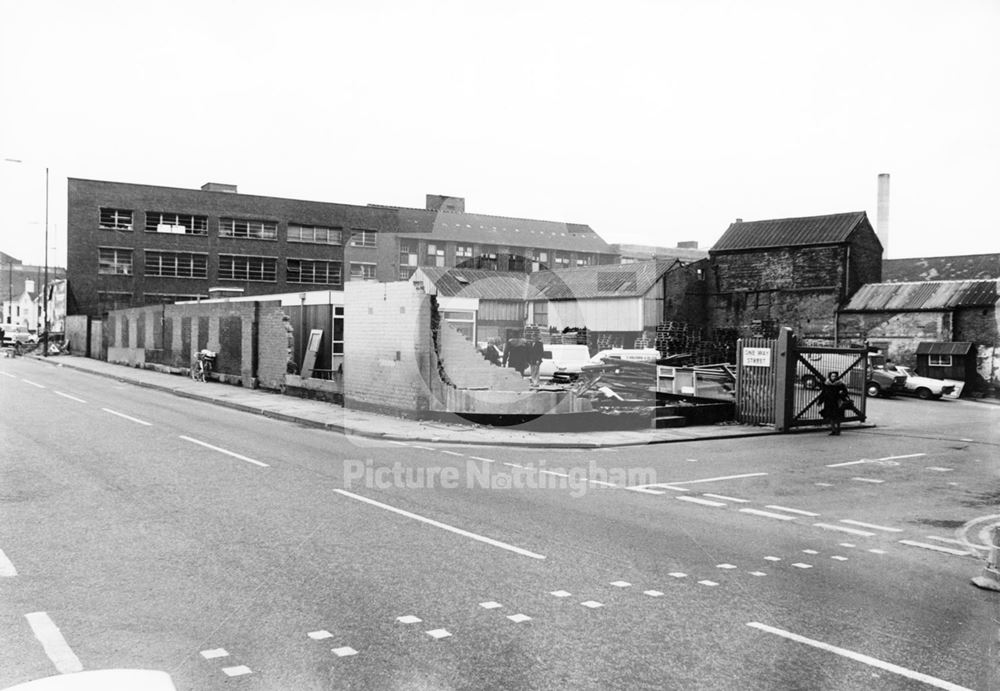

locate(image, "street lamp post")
(43, 166), (49, 356)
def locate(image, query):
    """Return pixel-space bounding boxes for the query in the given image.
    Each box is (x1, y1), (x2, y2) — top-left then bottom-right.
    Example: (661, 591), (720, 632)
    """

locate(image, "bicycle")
(191, 349), (217, 382)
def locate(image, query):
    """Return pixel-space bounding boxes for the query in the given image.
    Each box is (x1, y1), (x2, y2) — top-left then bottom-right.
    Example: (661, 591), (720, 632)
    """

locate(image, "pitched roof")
(916, 342), (974, 355)
(388, 206), (615, 254)
(711, 212), (873, 253)
(842, 279), (998, 311)
(413, 267), (542, 300)
(414, 260), (677, 301)
(531, 260), (676, 300)
(882, 253), (1000, 282)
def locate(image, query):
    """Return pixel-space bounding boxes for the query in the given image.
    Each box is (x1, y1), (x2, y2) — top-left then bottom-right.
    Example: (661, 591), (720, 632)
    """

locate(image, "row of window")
(97, 248), (374, 284)
(99, 208), (378, 246)
(397, 241), (596, 269)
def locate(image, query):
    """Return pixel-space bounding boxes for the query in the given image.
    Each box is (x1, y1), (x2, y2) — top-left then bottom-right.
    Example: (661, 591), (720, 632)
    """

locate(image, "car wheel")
(865, 382), (882, 398)
(916, 387), (932, 400)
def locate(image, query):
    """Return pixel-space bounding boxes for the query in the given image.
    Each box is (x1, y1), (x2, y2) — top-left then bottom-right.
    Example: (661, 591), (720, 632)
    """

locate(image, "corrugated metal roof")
(391, 207), (616, 254)
(842, 280), (999, 311)
(883, 253), (1000, 282)
(916, 342), (974, 355)
(414, 260), (676, 301)
(710, 211), (871, 252)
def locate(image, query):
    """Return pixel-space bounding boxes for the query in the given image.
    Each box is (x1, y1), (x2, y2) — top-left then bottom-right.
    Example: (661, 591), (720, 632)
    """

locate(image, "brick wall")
(836, 311), (949, 364)
(437, 321), (527, 391)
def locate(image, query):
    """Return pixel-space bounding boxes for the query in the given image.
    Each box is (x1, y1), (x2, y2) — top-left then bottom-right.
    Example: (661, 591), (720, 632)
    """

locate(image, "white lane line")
(0, 371), (16, 378)
(668, 572), (687, 578)
(201, 648), (230, 658)
(667, 472), (768, 486)
(898, 540), (972, 557)
(439, 450), (464, 457)
(21, 378), (46, 388)
(0, 548), (17, 577)
(868, 548), (887, 554)
(698, 580), (719, 587)
(739, 508), (797, 521)
(610, 580), (631, 587)
(580, 601), (604, 608)
(831, 556), (848, 561)
(333, 489), (546, 560)
(426, 629), (452, 639)
(851, 477), (884, 484)
(307, 631), (333, 640)
(540, 470), (570, 478)
(624, 486), (668, 495)
(54, 391), (87, 403)
(644, 590), (664, 597)
(549, 590), (572, 597)
(502, 462), (524, 469)
(102, 408), (152, 426)
(876, 453), (926, 461)
(507, 614), (532, 623)
(479, 601), (503, 609)
(839, 542), (856, 548)
(765, 505), (820, 517)
(926, 467), (954, 472)
(332, 646), (358, 657)
(764, 556), (781, 562)
(386, 441), (410, 446)
(747, 622), (974, 691)
(802, 549), (819, 555)
(25, 612), (83, 674)
(826, 459), (868, 468)
(791, 563), (813, 569)
(222, 666), (253, 677)
(813, 523), (876, 537)
(677, 496), (727, 508)
(704, 493), (750, 503)
(716, 564), (737, 570)
(840, 519), (903, 533)
(586, 479), (618, 487)
(469, 456), (495, 463)
(396, 615), (422, 624)
(925, 536), (972, 546)
(412, 445), (434, 451)
(180, 436), (270, 467)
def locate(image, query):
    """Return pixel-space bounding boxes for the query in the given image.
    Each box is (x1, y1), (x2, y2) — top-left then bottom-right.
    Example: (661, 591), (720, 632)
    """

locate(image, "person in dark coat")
(482, 339), (501, 366)
(502, 337), (529, 376)
(527, 335), (544, 385)
(819, 371), (862, 435)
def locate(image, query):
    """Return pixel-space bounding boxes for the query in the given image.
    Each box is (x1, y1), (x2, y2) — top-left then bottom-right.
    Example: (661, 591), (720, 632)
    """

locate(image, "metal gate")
(736, 329), (868, 431)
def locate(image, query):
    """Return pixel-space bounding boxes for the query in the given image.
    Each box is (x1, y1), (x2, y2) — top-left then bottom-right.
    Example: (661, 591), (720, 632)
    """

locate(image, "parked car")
(797, 352), (905, 398)
(538, 344), (592, 381)
(2, 326), (38, 347)
(883, 364), (956, 400)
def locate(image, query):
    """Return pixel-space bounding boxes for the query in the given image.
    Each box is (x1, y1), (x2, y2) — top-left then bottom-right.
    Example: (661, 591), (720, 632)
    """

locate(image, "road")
(1, 356), (998, 690)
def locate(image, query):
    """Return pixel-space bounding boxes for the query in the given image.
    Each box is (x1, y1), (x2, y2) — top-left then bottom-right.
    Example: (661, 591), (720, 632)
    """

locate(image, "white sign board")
(743, 347), (771, 367)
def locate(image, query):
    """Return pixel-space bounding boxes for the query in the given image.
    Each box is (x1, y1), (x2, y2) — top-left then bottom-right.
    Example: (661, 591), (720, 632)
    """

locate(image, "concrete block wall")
(343, 281), (433, 412)
(64, 315), (90, 354)
(437, 321), (527, 391)
(257, 301), (292, 390)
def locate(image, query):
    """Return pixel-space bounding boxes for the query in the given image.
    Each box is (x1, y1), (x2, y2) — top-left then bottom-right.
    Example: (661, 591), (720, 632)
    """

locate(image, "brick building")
(66, 181), (617, 317)
(705, 211), (883, 344)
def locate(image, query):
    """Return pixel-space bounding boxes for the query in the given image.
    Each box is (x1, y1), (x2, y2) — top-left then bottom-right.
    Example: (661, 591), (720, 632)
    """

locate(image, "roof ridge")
(732, 210), (866, 225)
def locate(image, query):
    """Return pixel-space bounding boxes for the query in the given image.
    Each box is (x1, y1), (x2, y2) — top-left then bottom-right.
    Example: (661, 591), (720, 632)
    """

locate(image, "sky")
(1, 0), (997, 268)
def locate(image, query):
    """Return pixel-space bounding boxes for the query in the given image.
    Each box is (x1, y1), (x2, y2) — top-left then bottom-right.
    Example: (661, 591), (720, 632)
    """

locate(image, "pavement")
(19, 353), (792, 448)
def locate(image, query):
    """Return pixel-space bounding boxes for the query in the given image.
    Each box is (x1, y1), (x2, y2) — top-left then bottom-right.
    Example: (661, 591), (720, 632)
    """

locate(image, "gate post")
(774, 328), (797, 432)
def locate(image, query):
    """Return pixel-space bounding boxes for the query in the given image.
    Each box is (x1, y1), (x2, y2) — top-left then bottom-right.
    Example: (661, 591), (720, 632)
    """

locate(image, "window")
(553, 251), (570, 268)
(576, 253), (595, 267)
(144, 251), (208, 278)
(400, 239), (419, 267)
(144, 293), (208, 303)
(288, 224), (342, 245)
(218, 254), (277, 281)
(219, 217), (277, 239)
(97, 291), (132, 311)
(333, 306), (344, 355)
(100, 208), (133, 231)
(531, 249), (549, 272)
(145, 212), (208, 235)
(928, 354), (952, 367)
(455, 244), (473, 259)
(349, 262), (376, 280)
(287, 258), (342, 286)
(98, 247), (133, 275)
(442, 310), (476, 342)
(426, 243), (446, 267)
(350, 229), (377, 247)
(399, 267), (416, 280)
(532, 301), (548, 326)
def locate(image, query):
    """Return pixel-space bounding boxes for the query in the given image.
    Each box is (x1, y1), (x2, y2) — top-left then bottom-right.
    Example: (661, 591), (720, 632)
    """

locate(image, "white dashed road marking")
(667, 472), (769, 486)
(851, 477), (884, 484)
(54, 391), (86, 403)
(898, 540), (973, 556)
(397, 615), (422, 624)
(704, 493), (750, 503)
(102, 408), (152, 426)
(747, 622), (974, 691)
(840, 519), (902, 533)
(21, 379), (45, 388)
(334, 489), (546, 560)
(222, 666), (252, 677)
(25, 612), (83, 674)
(698, 580), (719, 587)
(791, 563), (813, 569)
(180, 435), (269, 467)
(580, 601), (604, 608)
(610, 581), (631, 587)
(766, 505), (820, 517)
(926, 467), (954, 472)
(669, 572), (687, 578)
(426, 629), (452, 640)
(644, 590), (664, 597)
(308, 631), (333, 640)
(764, 556), (781, 562)
(740, 508), (797, 521)
(469, 456), (495, 463)
(201, 648), (230, 658)
(439, 450), (464, 457)
(677, 496), (727, 507)
(479, 602), (503, 610)
(813, 523), (876, 537)
(0, 548), (17, 577)
(507, 614), (532, 623)
(550, 590), (572, 598)
(332, 646), (358, 657)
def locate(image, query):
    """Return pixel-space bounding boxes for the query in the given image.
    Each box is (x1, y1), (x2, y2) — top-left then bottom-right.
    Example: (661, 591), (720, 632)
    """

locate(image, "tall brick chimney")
(876, 173), (890, 256)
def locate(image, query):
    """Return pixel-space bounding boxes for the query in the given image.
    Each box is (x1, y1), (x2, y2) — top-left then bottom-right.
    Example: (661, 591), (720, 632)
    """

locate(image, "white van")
(538, 344), (592, 380)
